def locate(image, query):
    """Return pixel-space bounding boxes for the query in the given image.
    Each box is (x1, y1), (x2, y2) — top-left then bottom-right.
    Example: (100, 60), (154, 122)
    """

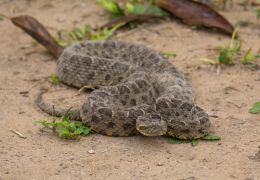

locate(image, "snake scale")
(36, 40), (210, 139)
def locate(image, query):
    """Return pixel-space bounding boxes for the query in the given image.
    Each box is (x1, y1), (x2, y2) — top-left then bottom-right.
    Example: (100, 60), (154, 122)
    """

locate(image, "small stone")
(88, 149), (95, 154)
(157, 162), (164, 166)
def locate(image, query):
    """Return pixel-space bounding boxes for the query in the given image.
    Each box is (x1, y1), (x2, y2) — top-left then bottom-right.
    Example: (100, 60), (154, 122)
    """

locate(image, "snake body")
(37, 40), (210, 139)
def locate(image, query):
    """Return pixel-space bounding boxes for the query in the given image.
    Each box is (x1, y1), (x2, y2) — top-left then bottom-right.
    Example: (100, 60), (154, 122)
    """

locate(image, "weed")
(249, 101), (260, 114)
(257, 9), (260, 19)
(50, 74), (60, 84)
(168, 134), (221, 146)
(56, 23), (124, 48)
(242, 48), (260, 65)
(217, 26), (241, 65)
(162, 51), (177, 58)
(97, 0), (169, 19)
(203, 26), (259, 66)
(36, 114), (91, 139)
(202, 27), (240, 65)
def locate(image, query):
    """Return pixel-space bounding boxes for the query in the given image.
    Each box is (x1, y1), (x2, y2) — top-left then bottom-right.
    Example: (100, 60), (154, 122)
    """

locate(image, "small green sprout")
(55, 23), (124, 48)
(202, 134), (221, 141)
(202, 26), (241, 65)
(50, 74), (60, 84)
(162, 51), (177, 58)
(36, 114), (91, 139)
(97, 0), (124, 17)
(242, 48), (260, 65)
(256, 9), (260, 19)
(168, 134), (221, 146)
(249, 101), (260, 114)
(97, 0), (169, 18)
(217, 27), (241, 65)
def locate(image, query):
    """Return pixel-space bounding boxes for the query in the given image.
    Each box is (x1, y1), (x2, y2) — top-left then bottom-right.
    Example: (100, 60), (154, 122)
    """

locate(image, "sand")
(0, 0), (259, 179)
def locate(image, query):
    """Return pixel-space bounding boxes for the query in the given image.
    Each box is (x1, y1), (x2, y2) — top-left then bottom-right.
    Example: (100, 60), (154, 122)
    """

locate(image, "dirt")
(0, 0), (259, 180)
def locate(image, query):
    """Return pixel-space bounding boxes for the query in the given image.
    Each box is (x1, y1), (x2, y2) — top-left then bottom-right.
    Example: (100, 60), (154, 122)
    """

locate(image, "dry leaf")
(157, 0), (234, 35)
(11, 15), (63, 58)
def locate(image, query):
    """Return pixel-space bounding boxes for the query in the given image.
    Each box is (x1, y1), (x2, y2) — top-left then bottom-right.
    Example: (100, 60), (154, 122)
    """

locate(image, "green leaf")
(90, 23), (124, 41)
(57, 127), (71, 138)
(73, 126), (84, 135)
(56, 39), (69, 48)
(131, 3), (146, 15)
(50, 74), (60, 84)
(125, 2), (134, 13)
(81, 127), (91, 135)
(216, 26), (241, 65)
(201, 58), (219, 65)
(162, 51), (176, 58)
(249, 101), (260, 114)
(257, 9), (260, 19)
(0, 15), (4, 21)
(191, 140), (199, 146)
(168, 138), (188, 144)
(145, 5), (169, 17)
(36, 120), (52, 128)
(36, 115), (91, 139)
(97, 0), (124, 15)
(242, 48), (260, 64)
(202, 134), (221, 141)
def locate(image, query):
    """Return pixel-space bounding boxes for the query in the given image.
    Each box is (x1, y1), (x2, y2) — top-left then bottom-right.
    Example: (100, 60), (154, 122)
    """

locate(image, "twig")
(52, 105), (56, 133)
(96, 14), (164, 30)
(10, 130), (27, 139)
(64, 106), (73, 119)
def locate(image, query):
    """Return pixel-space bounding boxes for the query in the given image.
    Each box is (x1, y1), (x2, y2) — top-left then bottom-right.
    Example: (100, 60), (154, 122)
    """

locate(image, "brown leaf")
(157, 0), (234, 35)
(11, 15), (63, 58)
(97, 14), (164, 30)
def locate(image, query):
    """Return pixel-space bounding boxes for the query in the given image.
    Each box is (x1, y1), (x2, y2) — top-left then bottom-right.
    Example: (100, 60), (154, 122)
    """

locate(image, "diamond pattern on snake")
(36, 40), (210, 139)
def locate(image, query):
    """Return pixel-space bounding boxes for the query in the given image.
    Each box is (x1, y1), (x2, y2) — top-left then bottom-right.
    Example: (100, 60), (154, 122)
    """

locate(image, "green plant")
(50, 74), (60, 84)
(97, 0), (169, 19)
(202, 27), (241, 65)
(162, 51), (177, 58)
(242, 48), (260, 65)
(97, 0), (124, 17)
(249, 101), (260, 114)
(217, 27), (241, 65)
(168, 134), (221, 146)
(203, 26), (259, 66)
(56, 23), (124, 48)
(257, 9), (260, 19)
(36, 113), (91, 139)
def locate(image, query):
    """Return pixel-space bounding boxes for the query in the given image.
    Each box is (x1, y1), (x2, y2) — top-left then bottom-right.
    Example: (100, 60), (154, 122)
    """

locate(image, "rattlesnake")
(37, 40), (210, 139)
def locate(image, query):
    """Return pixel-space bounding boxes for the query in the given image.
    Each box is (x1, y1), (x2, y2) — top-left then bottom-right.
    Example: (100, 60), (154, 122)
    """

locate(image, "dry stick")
(52, 105), (56, 133)
(63, 106), (73, 119)
(96, 14), (165, 30)
(10, 130), (27, 139)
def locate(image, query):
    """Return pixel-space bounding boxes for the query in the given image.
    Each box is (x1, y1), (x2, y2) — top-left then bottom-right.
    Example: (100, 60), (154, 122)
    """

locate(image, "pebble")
(157, 162), (164, 166)
(88, 149), (95, 154)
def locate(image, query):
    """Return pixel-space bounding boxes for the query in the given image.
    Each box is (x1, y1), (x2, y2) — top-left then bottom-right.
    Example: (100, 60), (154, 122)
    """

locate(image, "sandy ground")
(0, 0), (260, 179)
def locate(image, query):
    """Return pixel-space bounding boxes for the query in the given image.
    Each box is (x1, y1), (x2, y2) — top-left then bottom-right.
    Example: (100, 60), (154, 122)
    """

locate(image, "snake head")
(136, 114), (167, 136)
